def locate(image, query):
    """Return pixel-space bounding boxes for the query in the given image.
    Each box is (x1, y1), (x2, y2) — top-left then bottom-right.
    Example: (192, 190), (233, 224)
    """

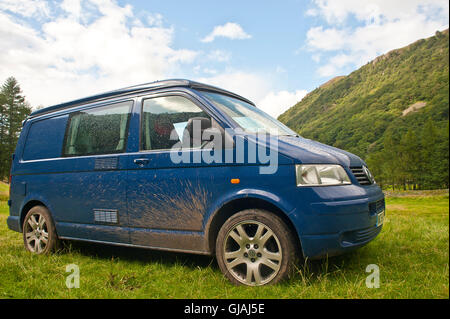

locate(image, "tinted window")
(63, 101), (133, 157)
(142, 96), (209, 150)
(22, 115), (69, 161)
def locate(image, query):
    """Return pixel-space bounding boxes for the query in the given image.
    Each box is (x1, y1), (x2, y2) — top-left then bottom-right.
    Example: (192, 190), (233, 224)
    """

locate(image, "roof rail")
(29, 79), (255, 118)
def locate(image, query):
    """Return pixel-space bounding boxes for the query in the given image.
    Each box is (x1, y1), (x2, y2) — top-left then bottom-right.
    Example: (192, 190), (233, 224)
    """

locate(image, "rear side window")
(63, 101), (133, 157)
(142, 96), (209, 150)
(22, 115), (69, 161)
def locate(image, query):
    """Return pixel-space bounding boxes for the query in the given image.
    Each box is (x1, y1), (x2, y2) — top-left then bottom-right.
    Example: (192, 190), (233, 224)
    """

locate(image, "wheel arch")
(19, 199), (49, 232)
(205, 196), (303, 256)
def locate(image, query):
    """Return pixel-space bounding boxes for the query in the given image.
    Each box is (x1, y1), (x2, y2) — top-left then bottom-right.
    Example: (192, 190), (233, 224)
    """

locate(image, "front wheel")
(216, 209), (297, 286)
(23, 206), (59, 254)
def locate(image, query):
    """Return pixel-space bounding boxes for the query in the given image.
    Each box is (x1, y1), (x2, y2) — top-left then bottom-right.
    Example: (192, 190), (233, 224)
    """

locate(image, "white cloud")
(0, 0), (198, 108)
(306, 27), (348, 51)
(307, 0), (448, 24)
(0, 1), (303, 119)
(197, 71), (307, 118)
(146, 12), (163, 27)
(0, 0), (50, 18)
(61, 0), (81, 18)
(311, 54), (321, 63)
(207, 49), (231, 62)
(306, 0), (449, 77)
(200, 68), (217, 75)
(197, 71), (269, 103)
(258, 90), (308, 118)
(317, 64), (338, 78)
(201, 22), (251, 43)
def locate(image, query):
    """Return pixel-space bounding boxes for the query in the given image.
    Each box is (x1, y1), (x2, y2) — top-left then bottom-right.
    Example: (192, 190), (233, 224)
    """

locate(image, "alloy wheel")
(24, 213), (49, 254)
(223, 220), (282, 286)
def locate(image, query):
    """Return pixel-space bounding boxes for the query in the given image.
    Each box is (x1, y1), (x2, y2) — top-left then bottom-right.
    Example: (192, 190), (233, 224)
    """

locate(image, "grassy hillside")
(279, 30), (449, 189)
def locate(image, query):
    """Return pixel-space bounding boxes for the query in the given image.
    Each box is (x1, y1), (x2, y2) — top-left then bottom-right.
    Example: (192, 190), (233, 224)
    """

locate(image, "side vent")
(95, 157), (118, 170)
(94, 209), (119, 224)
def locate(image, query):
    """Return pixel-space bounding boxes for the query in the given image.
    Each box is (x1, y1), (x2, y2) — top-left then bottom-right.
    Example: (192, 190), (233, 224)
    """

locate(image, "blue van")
(7, 79), (385, 286)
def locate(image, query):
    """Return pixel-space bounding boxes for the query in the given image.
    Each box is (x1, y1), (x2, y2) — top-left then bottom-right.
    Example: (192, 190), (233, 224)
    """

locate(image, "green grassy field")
(0, 182), (9, 202)
(0, 183), (448, 299)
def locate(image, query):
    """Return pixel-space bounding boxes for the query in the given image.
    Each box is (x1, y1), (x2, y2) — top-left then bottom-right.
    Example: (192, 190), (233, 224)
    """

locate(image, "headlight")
(296, 165), (351, 186)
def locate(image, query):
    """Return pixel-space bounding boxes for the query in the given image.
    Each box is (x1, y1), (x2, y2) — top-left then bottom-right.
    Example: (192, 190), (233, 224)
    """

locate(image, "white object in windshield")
(201, 91), (298, 136)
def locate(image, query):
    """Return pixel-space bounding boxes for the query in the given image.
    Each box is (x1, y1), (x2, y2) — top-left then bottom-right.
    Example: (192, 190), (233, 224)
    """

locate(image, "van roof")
(29, 79), (255, 118)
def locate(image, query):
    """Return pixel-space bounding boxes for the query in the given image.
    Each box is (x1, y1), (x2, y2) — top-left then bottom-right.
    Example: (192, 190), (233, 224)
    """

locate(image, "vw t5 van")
(7, 79), (385, 286)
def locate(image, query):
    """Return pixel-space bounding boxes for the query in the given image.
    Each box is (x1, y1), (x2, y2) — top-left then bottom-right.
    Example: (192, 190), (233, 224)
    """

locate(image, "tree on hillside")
(398, 129), (421, 189)
(441, 121), (450, 188)
(0, 77), (32, 181)
(420, 120), (437, 188)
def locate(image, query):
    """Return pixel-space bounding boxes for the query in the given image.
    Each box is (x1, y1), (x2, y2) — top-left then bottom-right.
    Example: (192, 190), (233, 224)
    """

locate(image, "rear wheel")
(216, 209), (296, 286)
(23, 206), (59, 254)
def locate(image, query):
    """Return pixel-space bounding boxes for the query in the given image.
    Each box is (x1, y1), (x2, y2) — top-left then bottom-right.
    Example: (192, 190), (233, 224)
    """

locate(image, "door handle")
(134, 158), (149, 166)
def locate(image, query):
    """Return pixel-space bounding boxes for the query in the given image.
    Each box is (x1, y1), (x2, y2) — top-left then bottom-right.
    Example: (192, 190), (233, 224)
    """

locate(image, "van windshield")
(201, 91), (298, 136)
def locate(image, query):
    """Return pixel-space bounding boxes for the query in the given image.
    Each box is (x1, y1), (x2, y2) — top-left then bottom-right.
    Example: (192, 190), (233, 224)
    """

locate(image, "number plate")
(376, 210), (385, 227)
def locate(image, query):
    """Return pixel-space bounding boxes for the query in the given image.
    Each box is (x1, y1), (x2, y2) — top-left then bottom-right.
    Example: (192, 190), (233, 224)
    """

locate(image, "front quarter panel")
(203, 164), (298, 228)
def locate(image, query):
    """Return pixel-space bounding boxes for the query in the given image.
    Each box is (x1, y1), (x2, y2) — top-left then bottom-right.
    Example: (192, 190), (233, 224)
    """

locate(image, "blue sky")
(125, 0), (317, 86)
(0, 0), (448, 117)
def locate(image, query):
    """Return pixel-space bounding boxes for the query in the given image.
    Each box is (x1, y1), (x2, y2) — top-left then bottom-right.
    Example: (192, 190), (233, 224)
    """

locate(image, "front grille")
(350, 167), (372, 185)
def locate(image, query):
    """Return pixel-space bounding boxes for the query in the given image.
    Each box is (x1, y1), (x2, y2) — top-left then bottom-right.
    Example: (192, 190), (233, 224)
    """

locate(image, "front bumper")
(294, 184), (385, 259)
(301, 224), (383, 259)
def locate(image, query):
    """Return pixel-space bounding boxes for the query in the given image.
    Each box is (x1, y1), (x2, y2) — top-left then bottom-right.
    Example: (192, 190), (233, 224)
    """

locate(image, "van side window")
(142, 96), (210, 150)
(63, 101), (133, 157)
(22, 115), (69, 161)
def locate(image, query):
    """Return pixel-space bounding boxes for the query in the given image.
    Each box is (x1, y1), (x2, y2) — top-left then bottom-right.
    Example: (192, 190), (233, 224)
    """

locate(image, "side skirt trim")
(58, 236), (212, 256)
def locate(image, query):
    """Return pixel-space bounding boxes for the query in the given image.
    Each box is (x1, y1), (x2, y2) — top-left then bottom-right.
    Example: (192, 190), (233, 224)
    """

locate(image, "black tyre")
(22, 206), (59, 254)
(216, 209), (297, 286)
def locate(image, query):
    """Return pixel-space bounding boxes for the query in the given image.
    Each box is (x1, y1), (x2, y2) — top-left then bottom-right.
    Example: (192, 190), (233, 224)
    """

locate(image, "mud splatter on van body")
(128, 179), (211, 231)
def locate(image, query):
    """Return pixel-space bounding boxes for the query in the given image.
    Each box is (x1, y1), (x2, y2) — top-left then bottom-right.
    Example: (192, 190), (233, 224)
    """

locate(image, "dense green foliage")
(0, 77), (32, 181)
(279, 30), (449, 189)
